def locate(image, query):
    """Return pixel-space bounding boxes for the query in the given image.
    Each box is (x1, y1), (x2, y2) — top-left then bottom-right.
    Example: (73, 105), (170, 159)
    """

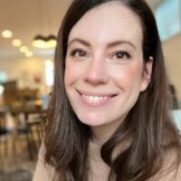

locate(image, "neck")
(90, 117), (125, 146)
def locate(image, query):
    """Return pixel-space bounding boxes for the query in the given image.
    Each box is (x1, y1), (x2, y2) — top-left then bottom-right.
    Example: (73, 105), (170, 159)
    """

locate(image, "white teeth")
(82, 95), (108, 103)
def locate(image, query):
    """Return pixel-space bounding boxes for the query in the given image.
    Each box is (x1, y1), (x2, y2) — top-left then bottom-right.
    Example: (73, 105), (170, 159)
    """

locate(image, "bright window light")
(0, 71), (8, 83)
(45, 60), (54, 86)
(0, 85), (4, 96)
(156, 0), (181, 40)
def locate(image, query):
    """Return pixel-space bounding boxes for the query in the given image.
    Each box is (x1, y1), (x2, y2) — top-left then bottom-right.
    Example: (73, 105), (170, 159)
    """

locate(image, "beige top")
(32, 144), (56, 181)
(33, 142), (181, 181)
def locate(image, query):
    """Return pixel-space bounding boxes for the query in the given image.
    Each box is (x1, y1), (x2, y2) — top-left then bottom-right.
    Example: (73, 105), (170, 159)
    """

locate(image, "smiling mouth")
(77, 90), (117, 106)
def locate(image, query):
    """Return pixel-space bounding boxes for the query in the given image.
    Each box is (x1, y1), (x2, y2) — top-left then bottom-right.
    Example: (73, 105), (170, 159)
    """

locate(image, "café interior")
(0, 0), (181, 180)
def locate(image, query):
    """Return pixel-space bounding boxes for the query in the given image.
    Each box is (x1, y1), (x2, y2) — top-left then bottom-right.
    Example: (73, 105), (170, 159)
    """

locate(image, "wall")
(162, 33), (181, 100)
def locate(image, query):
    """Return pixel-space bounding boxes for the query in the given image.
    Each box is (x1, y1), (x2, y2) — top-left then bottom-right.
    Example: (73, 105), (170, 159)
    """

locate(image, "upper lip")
(76, 89), (118, 97)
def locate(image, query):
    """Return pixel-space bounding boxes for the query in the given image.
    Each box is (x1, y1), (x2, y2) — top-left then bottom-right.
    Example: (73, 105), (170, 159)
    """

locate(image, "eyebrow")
(68, 38), (91, 48)
(68, 38), (136, 50)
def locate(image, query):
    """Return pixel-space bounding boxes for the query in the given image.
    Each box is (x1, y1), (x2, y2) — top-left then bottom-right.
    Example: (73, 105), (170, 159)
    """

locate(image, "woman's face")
(64, 2), (151, 127)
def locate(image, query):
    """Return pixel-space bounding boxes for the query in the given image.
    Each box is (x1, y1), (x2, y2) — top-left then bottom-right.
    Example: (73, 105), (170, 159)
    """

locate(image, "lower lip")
(78, 93), (113, 107)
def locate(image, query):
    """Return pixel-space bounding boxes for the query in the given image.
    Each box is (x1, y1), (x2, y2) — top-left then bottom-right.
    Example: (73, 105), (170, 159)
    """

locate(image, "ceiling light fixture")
(32, 0), (57, 49)
(1, 30), (13, 38)
(12, 39), (22, 47)
(20, 46), (28, 53)
(25, 51), (33, 57)
(32, 34), (56, 49)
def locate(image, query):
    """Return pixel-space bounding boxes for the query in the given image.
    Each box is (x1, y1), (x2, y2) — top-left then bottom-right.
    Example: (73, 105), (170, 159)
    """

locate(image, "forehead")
(68, 1), (143, 48)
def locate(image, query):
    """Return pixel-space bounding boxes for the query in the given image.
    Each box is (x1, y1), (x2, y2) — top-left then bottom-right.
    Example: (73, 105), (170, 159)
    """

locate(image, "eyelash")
(69, 48), (88, 58)
(111, 50), (131, 60)
(69, 48), (131, 62)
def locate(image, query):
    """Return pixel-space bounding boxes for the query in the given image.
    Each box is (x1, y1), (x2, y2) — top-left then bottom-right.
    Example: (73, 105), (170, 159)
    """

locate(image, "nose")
(84, 58), (108, 86)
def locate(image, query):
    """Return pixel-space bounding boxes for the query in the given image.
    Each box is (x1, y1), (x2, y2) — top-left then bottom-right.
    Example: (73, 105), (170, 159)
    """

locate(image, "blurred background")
(0, 0), (180, 180)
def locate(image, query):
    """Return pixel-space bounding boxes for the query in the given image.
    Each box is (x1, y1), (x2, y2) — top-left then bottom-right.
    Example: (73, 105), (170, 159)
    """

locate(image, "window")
(156, 0), (181, 40)
(44, 60), (54, 86)
(0, 71), (8, 83)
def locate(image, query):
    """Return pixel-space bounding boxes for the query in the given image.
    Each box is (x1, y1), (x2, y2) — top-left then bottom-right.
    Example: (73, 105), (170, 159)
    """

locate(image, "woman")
(33, 0), (181, 180)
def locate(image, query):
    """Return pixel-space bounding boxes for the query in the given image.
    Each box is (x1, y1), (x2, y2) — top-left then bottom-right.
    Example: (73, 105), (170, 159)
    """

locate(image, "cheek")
(64, 61), (73, 91)
(64, 61), (76, 86)
(128, 64), (143, 82)
(64, 66), (73, 87)
(112, 63), (143, 89)
(64, 60), (84, 89)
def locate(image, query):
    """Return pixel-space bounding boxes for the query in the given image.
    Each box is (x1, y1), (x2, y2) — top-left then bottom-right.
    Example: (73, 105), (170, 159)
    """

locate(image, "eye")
(112, 50), (131, 60)
(69, 48), (88, 58)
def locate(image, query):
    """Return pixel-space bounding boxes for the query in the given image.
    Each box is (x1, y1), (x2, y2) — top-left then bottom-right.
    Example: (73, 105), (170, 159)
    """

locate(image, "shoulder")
(32, 143), (56, 181)
(152, 163), (181, 181)
(150, 148), (181, 181)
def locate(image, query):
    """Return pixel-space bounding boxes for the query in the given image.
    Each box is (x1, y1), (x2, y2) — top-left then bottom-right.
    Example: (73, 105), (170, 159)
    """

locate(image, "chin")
(76, 113), (108, 127)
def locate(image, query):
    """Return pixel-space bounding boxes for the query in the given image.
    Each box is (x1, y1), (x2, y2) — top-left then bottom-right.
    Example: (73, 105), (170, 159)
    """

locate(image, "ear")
(140, 57), (153, 92)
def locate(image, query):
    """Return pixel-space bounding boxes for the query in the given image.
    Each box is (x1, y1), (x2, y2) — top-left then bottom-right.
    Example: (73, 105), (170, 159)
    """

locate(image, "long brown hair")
(44, 0), (181, 180)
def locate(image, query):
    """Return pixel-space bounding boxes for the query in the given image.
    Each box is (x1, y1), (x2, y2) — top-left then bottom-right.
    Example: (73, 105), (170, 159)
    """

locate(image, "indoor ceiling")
(0, 0), (164, 60)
